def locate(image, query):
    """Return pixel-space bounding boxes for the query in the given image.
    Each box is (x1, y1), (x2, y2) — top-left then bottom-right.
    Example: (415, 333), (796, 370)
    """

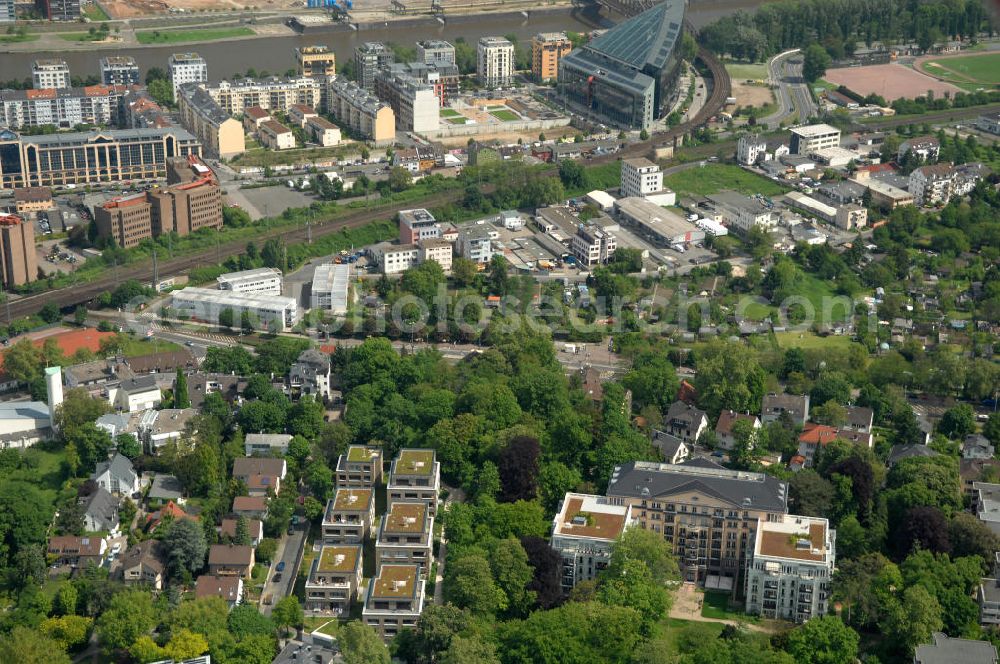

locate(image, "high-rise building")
(620, 157), (664, 198)
(34, 0), (79, 20)
(374, 70), (439, 133)
(558, 2), (685, 129)
(531, 32), (572, 82)
(100, 56), (141, 86)
(354, 42), (395, 91)
(296, 45), (337, 78)
(477, 36), (514, 89)
(168, 53), (208, 100)
(148, 175), (223, 236)
(382, 61), (459, 106)
(31, 59), (70, 89)
(0, 212), (37, 289)
(416, 40), (455, 66)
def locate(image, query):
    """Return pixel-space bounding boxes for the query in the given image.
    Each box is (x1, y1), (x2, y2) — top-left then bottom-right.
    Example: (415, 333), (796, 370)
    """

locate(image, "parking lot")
(37, 239), (88, 275)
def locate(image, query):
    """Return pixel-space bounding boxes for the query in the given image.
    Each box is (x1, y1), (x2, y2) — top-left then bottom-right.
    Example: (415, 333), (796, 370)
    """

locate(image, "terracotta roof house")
(232, 457), (287, 497)
(146, 500), (197, 531)
(233, 495), (269, 518)
(220, 517), (263, 546)
(48, 535), (107, 568)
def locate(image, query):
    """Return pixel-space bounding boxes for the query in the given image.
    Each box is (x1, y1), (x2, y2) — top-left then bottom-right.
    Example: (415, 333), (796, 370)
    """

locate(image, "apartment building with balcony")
(374, 70), (440, 133)
(376, 501), (433, 573)
(531, 32), (572, 82)
(305, 544), (363, 615)
(387, 449), (440, 517)
(744, 514), (835, 622)
(362, 564), (426, 640)
(336, 446), (383, 488)
(606, 458), (789, 591)
(550, 492), (633, 590)
(206, 77), (322, 116)
(296, 45), (337, 78)
(325, 77), (396, 145)
(322, 487), (375, 544)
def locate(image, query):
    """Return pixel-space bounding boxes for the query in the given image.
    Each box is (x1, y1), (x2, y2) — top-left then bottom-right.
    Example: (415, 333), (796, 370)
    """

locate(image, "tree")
(622, 352), (679, 413)
(40, 302), (62, 323)
(53, 583), (79, 616)
(558, 159), (587, 190)
(880, 585), (943, 655)
(202, 346), (254, 375)
(228, 604), (275, 639)
(0, 626), (71, 664)
(148, 78), (173, 107)
(895, 505), (951, 558)
(130, 636), (166, 663)
(937, 404), (974, 440)
(451, 258), (479, 288)
(174, 368), (190, 409)
(388, 166), (412, 192)
(802, 43), (832, 83)
(444, 554), (505, 616)
(498, 435), (540, 502)
(0, 481), (55, 570)
(40, 615), (93, 650)
(162, 518), (207, 579)
(115, 433), (142, 459)
(786, 615), (859, 664)
(271, 596), (304, 635)
(218, 307), (235, 329)
(949, 511), (1000, 561)
(520, 535), (563, 609)
(234, 515), (252, 546)
(163, 629), (208, 661)
(340, 621), (390, 664)
(597, 558), (669, 635)
(3, 339), (42, 384)
(611, 527), (679, 585)
(489, 538), (535, 618)
(789, 469), (834, 516)
(693, 342), (766, 420)
(97, 589), (156, 653)
(487, 255), (509, 296)
(440, 635), (501, 664)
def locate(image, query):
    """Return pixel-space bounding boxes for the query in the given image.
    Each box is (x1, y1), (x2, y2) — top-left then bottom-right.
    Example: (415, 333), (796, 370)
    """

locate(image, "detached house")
(208, 544), (255, 578)
(289, 349), (332, 401)
(715, 411), (762, 451)
(220, 518), (263, 547)
(92, 453), (140, 496)
(111, 375), (162, 412)
(760, 393), (810, 427)
(664, 401), (709, 443)
(195, 574), (244, 608)
(48, 535), (107, 569)
(232, 457), (287, 497)
(80, 486), (120, 533)
(233, 496), (269, 519)
(121, 539), (167, 589)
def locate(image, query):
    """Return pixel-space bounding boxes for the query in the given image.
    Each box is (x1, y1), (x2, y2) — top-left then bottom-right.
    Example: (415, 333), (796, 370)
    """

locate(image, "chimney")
(45, 366), (64, 428)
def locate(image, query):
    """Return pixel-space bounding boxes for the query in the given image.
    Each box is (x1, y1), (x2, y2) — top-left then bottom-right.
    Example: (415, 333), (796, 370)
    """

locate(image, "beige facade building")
(336, 446), (383, 488)
(326, 77), (395, 145)
(322, 487), (375, 544)
(305, 116), (342, 147)
(362, 564), (425, 640)
(376, 501), (433, 573)
(95, 193), (153, 249)
(207, 77), (323, 116)
(532, 33), (572, 82)
(297, 45), (337, 78)
(177, 85), (246, 159)
(477, 36), (515, 88)
(288, 104), (319, 127)
(259, 120), (296, 150)
(0, 213), (37, 289)
(242, 106), (271, 134)
(305, 544), (362, 614)
(207, 544), (255, 578)
(388, 449), (440, 518)
(418, 238), (452, 272)
(12, 187), (53, 214)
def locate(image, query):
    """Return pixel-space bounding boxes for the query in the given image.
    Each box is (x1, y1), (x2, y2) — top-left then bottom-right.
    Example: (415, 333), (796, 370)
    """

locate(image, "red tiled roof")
(677, 380), (697, 405)
(799, 423), (839, 445)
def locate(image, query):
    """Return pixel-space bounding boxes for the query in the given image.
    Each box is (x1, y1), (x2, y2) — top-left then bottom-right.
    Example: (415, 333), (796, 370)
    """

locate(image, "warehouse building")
(614, 197), (703, 247)
(172, 288), (298, 331)
(217, 268), (283, 296)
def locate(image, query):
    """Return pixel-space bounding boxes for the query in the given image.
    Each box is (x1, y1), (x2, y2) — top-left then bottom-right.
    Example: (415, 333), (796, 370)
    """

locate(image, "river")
(0, 0), (760, 82)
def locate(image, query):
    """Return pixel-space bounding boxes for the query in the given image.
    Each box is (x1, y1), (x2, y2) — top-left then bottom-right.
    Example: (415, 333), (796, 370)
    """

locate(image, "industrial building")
(217, 267), (283, 295)
(532, 33), (572, 82)
(789, 124), (841, 155)
(0, 212), (37, 289)
(558, 2), (685, 130)
(310, 263), (350, 314)
(171, 287), (298, 331)
(477, 37), (515, 89)
(177, 85), (246, 158)
(785, 191), (837, 224)
(325, 78), (396, 145)
(614, 197), (703, 247)
(550, 493), (633, 590)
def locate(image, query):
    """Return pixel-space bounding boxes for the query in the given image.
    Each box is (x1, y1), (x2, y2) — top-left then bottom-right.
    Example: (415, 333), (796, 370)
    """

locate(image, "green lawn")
(663, 163), (788, 197)
(136, 27), (254, 45)
(447, 117), (468, 125)
(921, 53), (1000, 85)
(725, 63), (768, 81)
(489, 109), (520, 122)
(775, 330), (857, 349)
(8, 446), (66, 505)
(439, 108), (461, 118)
(0, 32), (39, 43)
(701, 591), (748, 620)
(119, 336), (182, 358)
(83, 3), (111, 20)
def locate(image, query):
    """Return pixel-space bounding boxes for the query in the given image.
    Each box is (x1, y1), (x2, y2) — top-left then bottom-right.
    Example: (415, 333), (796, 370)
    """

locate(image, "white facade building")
(310, 263), (350, 314)
(550, 493), (633, 590)
(620, 157), (663, 198)
(459, 227), (492, 264)
(419, 239), (453, 272)
(909, 164), (956, 205)
(168, 53), (208, 100)
(32, 59), (71, 90)
(571, 223), (616, 266)
(789, 124), (841, 155)
(744, 514), (836, 623)
(217, 267), (283, 296)
(245, 433), (293, 456)
(737, 134), (768, 166)
(377, 244), (420, 275)
(172, 287), (298, 331)
(477, 37), (515, 88)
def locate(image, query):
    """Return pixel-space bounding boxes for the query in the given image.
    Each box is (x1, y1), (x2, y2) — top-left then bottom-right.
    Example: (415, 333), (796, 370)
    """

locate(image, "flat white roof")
(312, 263), (349, 313)
(786, 191), (837, 217)
(791, 123), (841, 138)
(217, 267), (282, 286)
(586, 190), (617, 207)
(173, 287), (296, 310)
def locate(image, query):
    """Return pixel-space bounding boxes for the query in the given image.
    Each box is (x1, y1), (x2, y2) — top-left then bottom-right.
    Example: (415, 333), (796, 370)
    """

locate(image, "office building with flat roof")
(532, 32), (572, 82)
(551, 492), (633, 590)
(148, 175), (223, 237)
(94, 194), (152, 249)
(171, 287), (298, 331)
(398, 208), (439, 244)
(310, 263), (350, 314)
(305, 545), (363, 614)
(217, 267), (283, 296)
(558, 2), (685, 129)
(100, 57), (140, 86)
(0, 213), (37, 289)
(296, 45), (336, 78)
(31, 59), (70, 89)
(362, 564), (426, 640)
(355, 42), (395, 91)
(34, 0), (78, 20)
(477, 36), (515, 88)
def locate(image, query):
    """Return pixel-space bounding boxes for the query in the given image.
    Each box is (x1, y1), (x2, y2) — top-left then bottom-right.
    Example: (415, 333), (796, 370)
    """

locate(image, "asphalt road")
(761, 49), (818, 129)
(260, 521), (308, 616)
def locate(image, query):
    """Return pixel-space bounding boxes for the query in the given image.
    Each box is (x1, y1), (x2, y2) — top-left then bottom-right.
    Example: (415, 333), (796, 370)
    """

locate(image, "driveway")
(260, 522), (308, 615)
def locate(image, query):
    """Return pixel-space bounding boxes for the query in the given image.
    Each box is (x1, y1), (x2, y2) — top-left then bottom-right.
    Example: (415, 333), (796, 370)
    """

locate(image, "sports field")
(823, 63), (961, 101)
(920, 52), (1000, 87)
(489, 109), (520, 122)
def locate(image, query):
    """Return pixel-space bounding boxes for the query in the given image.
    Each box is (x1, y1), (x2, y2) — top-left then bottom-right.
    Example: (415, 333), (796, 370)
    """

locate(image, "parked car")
(276, 561), (285, 572)
(273, 573), (282, 583)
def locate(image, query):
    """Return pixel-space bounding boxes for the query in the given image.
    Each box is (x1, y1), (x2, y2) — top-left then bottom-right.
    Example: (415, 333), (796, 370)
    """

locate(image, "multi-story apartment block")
(550, 492), (633, 590)
(477, 37), (515, 88)
(606, 459), (789, 589)
(325, 77), (396, 145)
(571, 222), (616, 266)
(34, 0), (78, 20)
(305, 116), (342, 147)
(417, 40), (455, 66)
(458, 226), (492, 264)
(95, 193), (153, 249)
(207, 77), (323, 116)
(362, 564), (425, 640)
(258, 120), (296, 150)
(296, 45), (336, 78)
(336, 446), (383, 488)
(322, 487), (375, 544)
(0, 127), (202, 189)
(100, 57), (141, 86)
(620, 157), (664, 198)
(0, 84), (129, 130)
(789, 124), (841, 155)
(31, 59), (70, 89)
(387, 449), (440, 517)
(384, 61), (460, 106)
(376, 501), (433, 572)
(980, 577), (1000, 627)
(168, 53), (208, 100)
(744, 514), (835, 623)
(0, 213), (38, 289)
(0, 0), (14, 23)
(376, 243), (419, 275)
(909, 163), (956, 206)
(419, 238), (452, 272)
(531, 33), (572, 82)
(398, 208), (440, 244)
(305, 545), (363, 615)
(176, 84), (245, 158)
(121, 88), (173, 129)
(355, 42), (395, 91)
(737, 134), (768, 166)
(898, 135), (940, 162)
(375, 70), (440, 133)
(835, 203), (868, 230)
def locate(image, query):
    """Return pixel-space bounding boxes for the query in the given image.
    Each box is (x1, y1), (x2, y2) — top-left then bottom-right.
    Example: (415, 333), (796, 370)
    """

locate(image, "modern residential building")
(362, 564), (426, 640)
(207, 77), (323, 116)
(706, 191), (777, 233)
(310, 263), (350, 314)
(550, 492), (633, 590)
(980, 577), (1000, 627)
(171, 287), (299, 331)
(571, 222), (617, 266)
(0, 84), (130, 129)
(760, 393), (809, 427)
(789, 124), (841, 154)
(614, 197), (704, 247)
(242, 106), (270, 134)
(34, 0), (78, 20)
(914, 633), (998, 664)
(258, 120), (296, 150)
(325, 77), (396, 145)
(195, 575), (244, 608)
(898, 135), (940, 162)
(387, 449), (440, 517)
(305, 116), (342, 146)
(31, 59), (70, 89)
(737, 134), (768, 166)
(296, 45), (337, 78)
(416, 40), (455, 66)
(336, 446), (383, 488)
(398, 208), (440, 244)
(217, 267), (283, 296)
(375, 243), (419, 275)
(168, 53), (208, 100)
(532, 32), (572, 82)
(355, 42), (395, 90)
(207, 544), (255, 578)
(100, 57), (141, 86)
(558, 2), (684, 129)
(305, 544), (363, 614)
(419, 238), (453, 272)
(0, 213), (37, 289)
(606, 459), (789, 590)
(909, 163), (956, 205)
(374, 70), (440, 133)
(323, 487), (375, 544)
(176, 84), (246, 158)
(244, 433), (293, 457)
(835, 203), (868, 230)
(744, 514), (835, 622)
(383, 61), (460, 108)
(477, 36), (515, 88)
(288, 104), (318, 127)
(458, 226), (492, 263)
(715, 410), (762, 451)
(376, 501), (433, 572)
